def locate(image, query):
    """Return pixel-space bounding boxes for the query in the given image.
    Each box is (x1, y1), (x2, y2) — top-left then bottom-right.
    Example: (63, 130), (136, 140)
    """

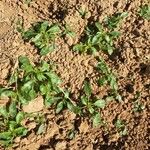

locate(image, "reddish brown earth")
(0, 0), (150, 150)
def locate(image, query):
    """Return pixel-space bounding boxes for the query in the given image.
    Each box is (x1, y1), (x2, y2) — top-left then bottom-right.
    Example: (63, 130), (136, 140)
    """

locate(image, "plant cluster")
(97, 58), (118, 91)
(0, 102), (27, 146)
(0, 9), (137, 146)
(22, 21), (61, 55)
(115, 119), (127, 136)
(77, 80), (106, 127)
(96, 59), (122, 101)
(104, 12), (128, 29)
(73, 22), (120, 55)
(0, 56), (77, 146)
(73, 12), (128, 55)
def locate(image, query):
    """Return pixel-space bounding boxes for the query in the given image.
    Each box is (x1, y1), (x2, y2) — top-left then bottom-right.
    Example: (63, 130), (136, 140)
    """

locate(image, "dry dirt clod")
(55, 141), (67, 150)
(22, 96), (44, 113)
(79, 121), (89, 133)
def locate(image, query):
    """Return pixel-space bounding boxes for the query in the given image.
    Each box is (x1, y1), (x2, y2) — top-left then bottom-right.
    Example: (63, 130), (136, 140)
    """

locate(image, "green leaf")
(120, 12), (128, 18)
(97, 77), (108, 86)
(56, 101), (64, 114)
(105, 35), (110, 42)
(0, 106), (8, 118)
(81, 95), (88, 105)
(90, 47), (97, 54)
(66, 102), (75, 112)
(40, 85), (47, 95)
(110, 31), (121, 38)
(94, 99), (106, 108)
(16, 112), (24, 124)
(92, 35), (99, 45)
(107, 46), (113, 55)
(62, 90), (70, 100)
(28, 88), (37, 100)
(0, 132), (12, 140)
(40, 45), (55, 55)
(0, 90), (15, 98)
(21, 80), (34, 92)
(73, 44), (84, 52)
(37, 124), (46, 135)
(19, 56), (33, 72)
(19, 56), (30, 65)
(32, 34), (42, 43)
(116, 94), (122, 102)
(9, 121), (17, 131)
(93, 113), (101, 127)
(120, 127), (128, 136)
(18, 94), (28, 104)
(41, 61), (49, 72)
(40, 21), (49, 32)
(115, 119), (124, 129)
(95, 22), (103, 31)
(36, 72), (46, 81)
(83, 80), (92, 97)
(47, 24), (60, 33)
(14, 127), (28, 137)
(9, 102), (17, 118)
(45, 72), (61, 85)
(88, 106), (95, 114)
(139, 5), (150, 20)
(105, 12), (128, 29)
(23, 29), (36, 40)
(66, 31), (76, 38)
(0, 140), (11, 146)
(9, 71), (18, 85)
(44, 96), (60, 107)
(109, 75), (118, 90)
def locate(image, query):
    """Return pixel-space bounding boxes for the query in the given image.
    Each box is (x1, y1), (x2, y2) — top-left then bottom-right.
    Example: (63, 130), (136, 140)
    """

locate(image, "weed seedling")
(78, 80), (106, 127)
(139, 5), (150, 20)
(115, 119), (127, 136)
(97, 59), (117, 91)
(22, 21), (60, 55)
(104, 12), (128, 29)
(96, 58), (122, 101)
(73, 22), (120, 55)
(133, 92), (145, 112)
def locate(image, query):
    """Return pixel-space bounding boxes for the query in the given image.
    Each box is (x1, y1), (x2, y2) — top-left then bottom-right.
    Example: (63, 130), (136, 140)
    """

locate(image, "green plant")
(115, 119), (127, 136)
(11, 56), (78, 113)
(0, 103), (27, 146)
(139, 5), (150, 20)
(96, 59), (122, 101)
(67, 128), (76, 140)
(8, 56), (60, 105)
(78, 80), (106, 127)
(104, 12), (128, 29)
(73, 22), (120, 55)
(97, 59), (117, 91)
(0, 55), (79, 146)
(22, 21), (60, 55)
(133, 101), (145, 112)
